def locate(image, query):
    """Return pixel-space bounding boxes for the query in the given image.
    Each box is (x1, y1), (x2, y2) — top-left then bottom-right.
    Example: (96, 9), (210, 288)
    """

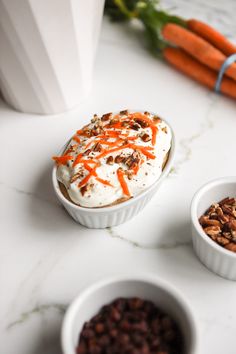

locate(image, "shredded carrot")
(72, 153), (83, 167)
(78, 173), (93, 187)
(52, 155), (73, 165)
(73, 135), (81, 144)
(129, 144), (156, 159)
(129, 113), (158, 145)
(96, 144), (130, 159)
(84, 140), (94, 149)
(63, 144), (77, 156)
(96, 177), (113, 187)
(132, 164), (140, 175)
(117, 169), (130, 197)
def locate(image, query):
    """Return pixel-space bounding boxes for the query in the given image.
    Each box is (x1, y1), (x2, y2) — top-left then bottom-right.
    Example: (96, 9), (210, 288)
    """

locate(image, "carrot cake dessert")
(53, 110), (172, 208)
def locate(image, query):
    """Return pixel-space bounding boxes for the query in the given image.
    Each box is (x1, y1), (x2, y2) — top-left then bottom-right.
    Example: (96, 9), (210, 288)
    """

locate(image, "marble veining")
(7, 304), (67, 330)
(107, 227), (191, 250)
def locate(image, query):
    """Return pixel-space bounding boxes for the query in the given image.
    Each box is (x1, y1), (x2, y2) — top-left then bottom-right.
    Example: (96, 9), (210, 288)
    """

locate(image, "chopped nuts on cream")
(53, 110), (172, 208)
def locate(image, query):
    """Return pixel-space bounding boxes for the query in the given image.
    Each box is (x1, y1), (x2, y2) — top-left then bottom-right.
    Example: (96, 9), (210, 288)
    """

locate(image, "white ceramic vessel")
(0, 0), (105, 114)
(191, 177), (236, 280)
(61, 275), (198, 354)
(52, 115), (175, 229)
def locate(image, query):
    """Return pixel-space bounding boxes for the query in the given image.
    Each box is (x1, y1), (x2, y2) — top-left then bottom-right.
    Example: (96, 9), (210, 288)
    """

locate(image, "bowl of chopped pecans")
(191, 176), (236, 280)
(61, 275), (198, 354)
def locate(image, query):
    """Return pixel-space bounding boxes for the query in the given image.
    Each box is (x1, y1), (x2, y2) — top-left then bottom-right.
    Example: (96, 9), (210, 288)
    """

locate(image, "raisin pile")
(77, 297), (183, 354)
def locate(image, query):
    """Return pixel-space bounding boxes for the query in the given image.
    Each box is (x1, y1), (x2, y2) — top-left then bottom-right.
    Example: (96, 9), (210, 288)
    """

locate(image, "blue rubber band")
(215, 53), (236, 92)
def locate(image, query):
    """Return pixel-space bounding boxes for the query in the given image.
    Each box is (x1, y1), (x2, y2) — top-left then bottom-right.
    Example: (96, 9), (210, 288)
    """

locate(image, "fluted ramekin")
(191, 177), (236, 280)
(61, 275), (198, 354)
(52, 116), (175, 229)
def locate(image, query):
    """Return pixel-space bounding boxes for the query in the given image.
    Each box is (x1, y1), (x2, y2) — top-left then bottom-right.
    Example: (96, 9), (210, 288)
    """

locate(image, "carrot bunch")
(105, 0), (236, 99)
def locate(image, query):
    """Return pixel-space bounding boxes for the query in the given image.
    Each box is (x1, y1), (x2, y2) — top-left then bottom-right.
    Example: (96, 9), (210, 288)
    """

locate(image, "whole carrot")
(162, 23), (236, 81)
(163, 47), (236, 99)
(188, 19), (236, 57)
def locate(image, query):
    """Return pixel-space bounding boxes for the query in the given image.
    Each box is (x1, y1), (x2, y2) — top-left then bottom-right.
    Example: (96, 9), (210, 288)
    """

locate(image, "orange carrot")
(96, 177), (113, 187)
(52, 155), (73, 165)
(188, 19), (236, 57)
(162, 23), (236, 81)
(72, 153), (83, 167)
(78, 173), (93, 187)
(117, 168), (130, 197)
(163, 47), (236, 99)
(96, 144), (130, 159)
(129, 144), (156, 159)
(72, 135), (81, 144)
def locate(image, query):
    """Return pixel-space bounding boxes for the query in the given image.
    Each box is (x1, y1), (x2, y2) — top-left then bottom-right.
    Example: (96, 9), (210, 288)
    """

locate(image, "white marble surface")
(1, 1), (236, 353)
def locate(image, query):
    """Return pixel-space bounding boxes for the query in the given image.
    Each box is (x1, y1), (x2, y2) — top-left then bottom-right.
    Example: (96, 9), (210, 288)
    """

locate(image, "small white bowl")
(61, 275), (198, 354)
(52, 115), (175, 229)
(191, 176), (236, 280)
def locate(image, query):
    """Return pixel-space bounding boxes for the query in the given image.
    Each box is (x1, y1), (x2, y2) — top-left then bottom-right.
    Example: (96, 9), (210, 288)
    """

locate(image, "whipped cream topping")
(53, 110), (172, 208)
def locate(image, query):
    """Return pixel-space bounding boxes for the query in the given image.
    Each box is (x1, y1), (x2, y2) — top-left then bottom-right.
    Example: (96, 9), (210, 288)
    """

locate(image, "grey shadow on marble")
(27, 162), (86, 235)
(154, 219), (223, 282)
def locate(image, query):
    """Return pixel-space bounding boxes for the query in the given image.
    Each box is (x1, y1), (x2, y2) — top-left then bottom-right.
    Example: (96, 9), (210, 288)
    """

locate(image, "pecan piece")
(130, 122), (141, 131)
(70, 171), (84, 183)
(216, 236), (230, 246)
(106, 156), (114, 165)
(93, 142), (102, 152)
(141, 133), (151, 142)
(83, 148), (91, 156)
(134, 118), (149, 128)
(225, 243), (236, 252)
(101, 112), (112, 121)
(204, 226), (221, 236)
(120, 109), (128, 115)
(115, 155), (125, 164)
(80, 185), (88, 196)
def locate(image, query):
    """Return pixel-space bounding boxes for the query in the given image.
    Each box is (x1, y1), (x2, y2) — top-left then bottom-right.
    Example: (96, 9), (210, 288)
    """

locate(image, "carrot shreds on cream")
(129, 144), (156, 159)
(96, 177), (113, 187)
(73, 135), (81, 144)
(117, 168), (130, 197)
(53, 155), (73, 165)
(53, 110), (171, 208)
(96, 144), (130, 159)
(72, 153), (83, 167)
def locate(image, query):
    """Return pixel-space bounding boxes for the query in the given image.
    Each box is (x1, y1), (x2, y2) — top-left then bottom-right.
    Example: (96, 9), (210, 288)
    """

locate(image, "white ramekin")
(191, 177), (236, 280)
(52, 115), (175, 228)
(61, 274), (198, 354)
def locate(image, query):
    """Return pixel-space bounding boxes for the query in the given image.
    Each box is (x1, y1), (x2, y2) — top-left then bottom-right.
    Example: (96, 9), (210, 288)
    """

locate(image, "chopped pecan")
(216, 236), (230, 246)
(153, 115), (161, 123)
(101, 112), (112, 121)
(120, 109), (128, 115)
(162, 127), (168, 134)
(141, 133), (151, 142)
(130, 122), (141, 131)
(225, 243), (236, 252)
(93, 142), (102, 152)
(204, 226), (221, 236)
(80, 185), (88, 196)
(200, 197), (236, 252)
(134, 118), (149, 128)
(115, 155), (125, 164)
(106, 156), (114, 165)
(70, 170), (84, 183)
(83, 149), (91, 156)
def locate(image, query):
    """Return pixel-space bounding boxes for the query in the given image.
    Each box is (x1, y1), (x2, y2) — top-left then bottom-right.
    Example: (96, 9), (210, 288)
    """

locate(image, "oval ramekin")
(52, 113), (175, 228)
(191, 176), (236, 280)
(61, 274), (198, 354)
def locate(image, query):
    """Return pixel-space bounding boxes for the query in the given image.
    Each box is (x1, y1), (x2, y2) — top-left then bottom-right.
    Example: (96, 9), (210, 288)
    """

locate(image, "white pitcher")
(0, 0), (105, 114)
